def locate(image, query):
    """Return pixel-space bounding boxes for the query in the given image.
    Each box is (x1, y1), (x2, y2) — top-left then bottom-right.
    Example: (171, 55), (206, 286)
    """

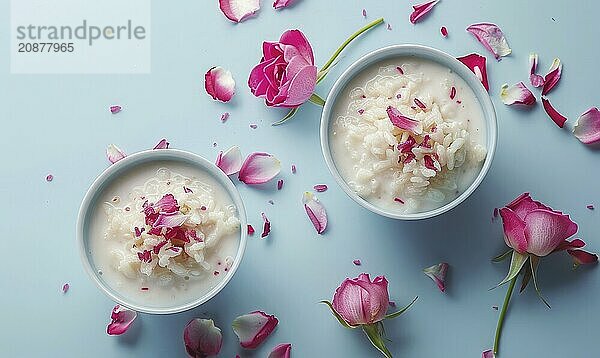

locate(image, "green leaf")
(385, 296), (418, 320)
(492, 249), (513, 263)
(271, 107), (299, 126)
(308, 93), (326, 107)
(492, 251), (529, 289)
(319, 301), (356, 329)
(362, 323), (393, 358)
(519, 261), (532, 293)
(529, 255), (551, 309)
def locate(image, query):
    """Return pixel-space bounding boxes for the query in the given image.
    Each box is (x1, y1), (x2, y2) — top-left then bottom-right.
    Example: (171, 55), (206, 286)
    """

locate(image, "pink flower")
(248, 30), (318, 107)
(332, 273), (389, 326)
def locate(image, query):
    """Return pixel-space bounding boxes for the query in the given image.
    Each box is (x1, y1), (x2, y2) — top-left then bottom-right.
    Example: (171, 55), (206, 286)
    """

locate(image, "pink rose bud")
(331, 273), (389, 326)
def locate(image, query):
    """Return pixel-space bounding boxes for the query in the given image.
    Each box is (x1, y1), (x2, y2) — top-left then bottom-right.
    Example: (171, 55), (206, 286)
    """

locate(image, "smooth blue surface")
(1, 1), (599, 357)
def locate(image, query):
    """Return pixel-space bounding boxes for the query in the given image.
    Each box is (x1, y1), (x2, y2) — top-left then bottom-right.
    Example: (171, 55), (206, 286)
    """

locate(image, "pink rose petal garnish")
(409, 0), (439, 24)
(232, 311), (279, 349)
(414, 98), (427, 110)
(529, 53), (545, 88)
(273, 0), (294, 10)
(106, 144), (126, 164)
(62, 283), (69, 293)
(303, 191), (327, 234)
(353, 259), (361, 266)
(219, 0), (260, 23)
(542, 58), (562, 96)
(46, 174), (54, 182)
(500, 82), (536, 106)
(396, 66), (404, 75)
(362, 9), (367, 17)
(313, 184), (328, 192)
(466, 23), (511, 60)
(423, 262), (449, 292)
(183, 318), (223, 358)
(440, 26), (448, 37)
(153, 212), (189, 229)
(457, 53), (489, 91)
(268, 343), (292, 358)
(109, 105), (122, 114)
(205, 66), (236, 102)
(248, 224), (255, 235)
(450, 86), (456, 99)
(573, 107), (600, 144)
(541, 97), (567, 128)
(239, 152), (281, 184)
(261, 212), (271, 238)
(107, 305), (137, 335)
(153, 138), (170, 150)
(482, 350), (494, 358)
(221, 112), (230, 123)
(291, 164), (297, 174)
(387, 106), (423, 134)
(587, 204), (595, 210)
(277, 179), (284, 190)
(216, 146), (243, 176)
(250, 123), (258, 129)
(394, 197), (405, 204)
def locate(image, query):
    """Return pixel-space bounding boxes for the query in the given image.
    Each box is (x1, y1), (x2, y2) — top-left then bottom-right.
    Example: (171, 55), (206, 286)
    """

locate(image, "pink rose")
(332, 273), (389, 326)
(248, 30), (318, 107)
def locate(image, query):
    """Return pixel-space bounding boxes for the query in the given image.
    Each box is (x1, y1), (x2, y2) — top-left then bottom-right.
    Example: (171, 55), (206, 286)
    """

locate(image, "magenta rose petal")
(205, 66), (235, 102)
(268, 343), (292, 358)
(387, 106), (423, 134)
(153, 213), (189, 229)
(106, 144), (126, 164)
(529, 53), (545, 88)
(542, 58), (562, 96)
(499, 208), (528, 253)
(109, 105), (122, 114)
(183, 319), (223, 358)
(353, 259), (362, 266)
(313, 184), (328, 192)
(62, 283), (70, 293)
(541, 97), (568, 128)
(277, 179), (284, 190)
(423, 262), (449, 292)
(567, 249), (599, 266)
(573, 107), (600, 144)
(46, 174), (54, 182)
(273, 0), (294, 9)
(441, 26), (448, 37)
(303, 191), (327, 234)
(247, 224), (255, 236)
(215, 146), (243, 176)
(523, 209), (578, 257)
(500, 82), (536, 106)
(106, 305), (137, 335)
(457, 53), (489, 91)
(409, 0), (440, 24)
(587, 204), (595, 210)
(219, 0), (260, 23)
(232, 311), (279, 349)
(153, 138), (170, 150)
(466, 23), (511, 60)
(261, 212), (271, 238)
(482, 350), (494, 358)
(239, 152), (281, 184)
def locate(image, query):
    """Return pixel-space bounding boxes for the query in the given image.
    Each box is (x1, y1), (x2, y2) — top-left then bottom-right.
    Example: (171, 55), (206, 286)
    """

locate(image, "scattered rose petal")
(587, 204), (595, 210)
(450, 86), (456, 99)
(205, 66), (236, 102)
(273, 0), (294, 9)
(387, 106), (423, 134)
(423, 262), (449, 292)
(466, 23), (511, 60)
(394, 197), (405, 204)
(541, 97), (567, 128)
(62, 283), (69, 293)
(277, 179), (284, 190)
(221, 112), (230, 122)
(313, 184), (328, 192)
(302, 191), (327, 234)
(440, 26), (448, 37)
(291, 164), (297, 174)
(573, 107), (600, 144)
(109, 105), (122, 114)
(247, 224), (255, 235)
(232, 311), (279, 349)
(219, 0), (260, 23)
(261, 212), (271, 238)
(353, 259), (361, 266)
(106, 144), (126, 164)
(482, 350), (494, 358)
(239, 152), (281, 184)
(183, 319), (223, 357)
(268, 343), (292, 358)
(46, 174), (53, 182)
(387, 23), (392, 31)
(250, 123), (258, 129)
(362, 9), (367, 17)
(500, 82), (536, 106)
(568, 249), (599, 266)
(216, 146), (243, 176)
(153, 138), (170, 150)
(107, 305), (137, 335)
(529, 53), (545, 88)
(542, 58), (562, 96)
(409, 0), (439, 24)
(457, 53), (489, 91)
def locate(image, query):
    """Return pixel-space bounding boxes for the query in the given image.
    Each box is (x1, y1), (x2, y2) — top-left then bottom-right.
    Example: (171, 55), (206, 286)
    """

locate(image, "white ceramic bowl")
(320, 44), (498, 220)
(76, 149), (247, 314)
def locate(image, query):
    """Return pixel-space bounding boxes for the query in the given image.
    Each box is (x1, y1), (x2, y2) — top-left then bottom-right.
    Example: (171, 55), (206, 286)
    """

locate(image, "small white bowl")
(320, 44), (498, 220)
(76, 149), (247, 314)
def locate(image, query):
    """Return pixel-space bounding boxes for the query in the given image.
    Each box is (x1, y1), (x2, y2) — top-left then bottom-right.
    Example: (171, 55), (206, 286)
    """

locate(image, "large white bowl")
(320, 44), (498, 220)
(76, 149), (247, 314)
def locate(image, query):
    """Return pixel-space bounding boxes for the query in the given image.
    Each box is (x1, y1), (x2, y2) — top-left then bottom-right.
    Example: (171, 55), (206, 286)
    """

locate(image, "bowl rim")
(76, 149), (248, 314)
(320, 44), (498, 220)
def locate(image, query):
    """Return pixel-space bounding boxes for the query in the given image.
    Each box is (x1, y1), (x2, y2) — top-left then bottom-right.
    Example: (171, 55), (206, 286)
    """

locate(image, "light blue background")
(1, 0), (598, 357)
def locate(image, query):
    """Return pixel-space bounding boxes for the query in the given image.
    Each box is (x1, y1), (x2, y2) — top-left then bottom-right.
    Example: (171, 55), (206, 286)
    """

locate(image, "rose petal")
(466, 23), (511, 60)
(303, 191), (327, 234)
(239, 152), (281, 184)
(409, 0), (439, 24)
(553, 238), (586, 252)
(153, 212), (189, 229)
(353, 259), (362, 266)
(313, 184), (328, 192)
(524, 209), (578, 257)
(219, 0), (260, 22)
(153, 138), (170, 150)
(46, 174), (54, 182)
(500, 82), (536, 106)
(155, 194), (179, 213)
(216, 146), (243, 175)
(440, 26), (448, 37)
(220, 112), (230, 122)
(567, 249), (599, 266)
(362, 8), (367, 17)
(587, 204), (595, 210)
(387, 106), (423, 134)
(573, 107), (600, 144)
(183, 319), (223, 357)
(423, 262), (449, 292)
(110, 105), (122, 114)
(277, 179), (284, 190)
(205, 66), (236, 102)
(505, 192), (551, 220)
(107, 305), (137, 335)
(541, 97), (568, 128)
(261, 212), (271, 238)
(482, 350), (494, 358)
(457, 53), (489, 91)
(542, 58), (562, 96)
(529, 53), (545, 88)
(106, 144), (126, 164)
(247, 224), (255, 235)
(232, 311), (279, 349)
(273, 0), (294, 9)
(62, 283), (69, 293)
(291, 164), (297, 174)
(268, 343), (292, 358)
(499, 207), (528, 253)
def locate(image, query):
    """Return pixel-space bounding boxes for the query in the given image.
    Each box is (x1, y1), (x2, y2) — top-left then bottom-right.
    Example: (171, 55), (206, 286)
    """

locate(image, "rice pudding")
(330, 57), (487, 214)
(88, 161), (241, 309)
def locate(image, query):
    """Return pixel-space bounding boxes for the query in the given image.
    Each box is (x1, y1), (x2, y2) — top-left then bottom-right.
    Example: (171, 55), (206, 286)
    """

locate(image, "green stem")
(317, 17), (385, 82)
(308, 93), (326, 107)
(494, 275), (517, 356)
